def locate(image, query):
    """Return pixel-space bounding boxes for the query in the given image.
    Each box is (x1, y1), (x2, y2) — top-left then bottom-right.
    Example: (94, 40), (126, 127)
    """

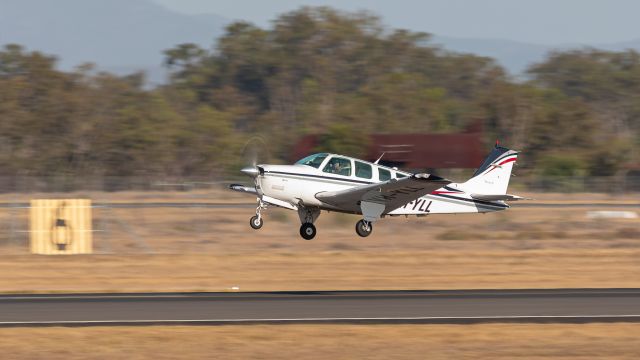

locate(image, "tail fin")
(461, 145), (518, 195)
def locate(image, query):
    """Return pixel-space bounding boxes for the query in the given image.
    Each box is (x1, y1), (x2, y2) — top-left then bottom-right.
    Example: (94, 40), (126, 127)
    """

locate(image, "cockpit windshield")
(295, 153), (329, 169)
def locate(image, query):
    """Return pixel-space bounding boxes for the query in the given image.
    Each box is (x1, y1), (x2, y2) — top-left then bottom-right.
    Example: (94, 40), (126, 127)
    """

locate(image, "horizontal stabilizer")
(229, 184), (258, 195)
(471, 194), (528, 202)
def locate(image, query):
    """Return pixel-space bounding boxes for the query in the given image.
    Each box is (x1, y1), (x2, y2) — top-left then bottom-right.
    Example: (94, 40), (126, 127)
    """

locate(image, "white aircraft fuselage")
(231, 146), (521, 239)
(256, 162), (508, 216)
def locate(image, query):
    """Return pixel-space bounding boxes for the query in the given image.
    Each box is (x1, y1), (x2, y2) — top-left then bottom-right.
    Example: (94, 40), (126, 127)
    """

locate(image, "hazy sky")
(151, 0), (640, 45)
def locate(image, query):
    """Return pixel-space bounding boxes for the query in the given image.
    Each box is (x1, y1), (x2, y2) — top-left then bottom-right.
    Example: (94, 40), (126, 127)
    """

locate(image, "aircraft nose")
(241, 166), (259, 178)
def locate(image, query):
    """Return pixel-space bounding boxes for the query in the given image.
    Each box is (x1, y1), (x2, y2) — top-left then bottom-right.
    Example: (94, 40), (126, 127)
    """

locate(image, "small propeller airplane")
(230, 143), (525, 240)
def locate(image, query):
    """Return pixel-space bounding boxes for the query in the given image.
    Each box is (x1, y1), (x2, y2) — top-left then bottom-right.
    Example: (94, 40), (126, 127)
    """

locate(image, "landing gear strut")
(355, 219), (373, 237)
(250, 200), (266, 230)
(297, 206), (320, 240)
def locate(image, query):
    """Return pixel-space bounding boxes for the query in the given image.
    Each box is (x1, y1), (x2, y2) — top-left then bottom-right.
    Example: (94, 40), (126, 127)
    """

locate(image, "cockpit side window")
(378, 168), (391, 182)
(323, 157), (352, 176)
(355, 161), (372, 179)
(295, 153), (328, 169)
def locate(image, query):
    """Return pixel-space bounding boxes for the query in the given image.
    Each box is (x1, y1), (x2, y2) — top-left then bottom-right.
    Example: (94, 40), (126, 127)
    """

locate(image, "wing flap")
(471, 194), (528, 201)
(262, 195), (298, 211)
(316, 174), (451, 215)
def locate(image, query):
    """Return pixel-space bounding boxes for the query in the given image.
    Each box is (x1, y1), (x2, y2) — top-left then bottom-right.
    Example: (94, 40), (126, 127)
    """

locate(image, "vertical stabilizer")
(461, 145), (518, 195)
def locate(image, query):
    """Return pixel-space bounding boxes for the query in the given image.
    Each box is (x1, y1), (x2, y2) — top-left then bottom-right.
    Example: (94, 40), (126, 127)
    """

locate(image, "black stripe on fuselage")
(264, 170), (375, 185)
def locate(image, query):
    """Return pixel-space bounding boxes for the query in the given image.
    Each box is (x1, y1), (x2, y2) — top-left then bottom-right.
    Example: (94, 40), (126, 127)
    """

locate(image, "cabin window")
(323, 157), (352, 176)
(378, 168), (391, 181)
(355, 161), (372, 179)
(295, 153), (328, 169)
(396, 172), (408, 179)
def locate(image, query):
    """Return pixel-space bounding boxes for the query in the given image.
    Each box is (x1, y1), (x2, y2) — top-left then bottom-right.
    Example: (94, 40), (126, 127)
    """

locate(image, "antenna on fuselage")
(374, 152), (386, 165)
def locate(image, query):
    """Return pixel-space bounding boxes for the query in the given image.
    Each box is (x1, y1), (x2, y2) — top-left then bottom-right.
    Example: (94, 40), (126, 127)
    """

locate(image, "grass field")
(1, 249), (639, 293)
(0, 191), (638, 292)
(1, 324), (639, 359)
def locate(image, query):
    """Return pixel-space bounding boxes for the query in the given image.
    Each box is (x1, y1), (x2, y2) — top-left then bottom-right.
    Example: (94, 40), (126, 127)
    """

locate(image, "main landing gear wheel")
(300, 223), (317, 240)
(355, 220), (373, 237)
(250, 215), (263, 230)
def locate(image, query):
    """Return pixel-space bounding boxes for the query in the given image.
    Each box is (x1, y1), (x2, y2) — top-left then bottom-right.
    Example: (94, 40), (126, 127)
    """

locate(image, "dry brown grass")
(0, 197), (638, 292)
(1, 324), (639, 359)
(1, 249), (639, 293)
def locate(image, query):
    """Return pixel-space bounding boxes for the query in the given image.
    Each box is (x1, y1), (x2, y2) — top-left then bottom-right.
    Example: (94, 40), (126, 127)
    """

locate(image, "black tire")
(299, 223), (317, 240)
(250, 215), (263, 230)
(355, 220), (373, 237)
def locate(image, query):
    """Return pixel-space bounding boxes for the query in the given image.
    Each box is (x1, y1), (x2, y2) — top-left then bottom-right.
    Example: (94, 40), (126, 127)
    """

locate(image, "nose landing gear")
(249, 200), (267, 230)
(249, 215), (263, 229)
(355, 219), (373, 237)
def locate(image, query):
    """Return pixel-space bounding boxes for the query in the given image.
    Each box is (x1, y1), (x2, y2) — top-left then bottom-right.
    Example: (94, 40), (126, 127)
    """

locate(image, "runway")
(1, 289), (640, 327)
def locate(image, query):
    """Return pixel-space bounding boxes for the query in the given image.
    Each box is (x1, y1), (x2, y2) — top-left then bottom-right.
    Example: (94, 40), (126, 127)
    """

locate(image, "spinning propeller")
(240, 137), (268, 178)
(239, 137), (270, 197)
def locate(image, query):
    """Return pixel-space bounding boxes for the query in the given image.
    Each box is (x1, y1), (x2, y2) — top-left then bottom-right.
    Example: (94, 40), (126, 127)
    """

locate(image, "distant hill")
(599, 38), (640, 53)
(433, 35), (640, 76)
(432, 35), (554, 76)
(0, 0), (228, 82)
(4, 0), (640, 82)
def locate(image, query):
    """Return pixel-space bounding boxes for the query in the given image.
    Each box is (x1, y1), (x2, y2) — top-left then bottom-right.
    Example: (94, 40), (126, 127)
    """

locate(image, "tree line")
(0, 7), (638, 180)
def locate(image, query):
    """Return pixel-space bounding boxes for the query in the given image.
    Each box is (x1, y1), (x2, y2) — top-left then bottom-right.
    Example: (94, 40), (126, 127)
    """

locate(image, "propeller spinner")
(241, 166), (260, 177)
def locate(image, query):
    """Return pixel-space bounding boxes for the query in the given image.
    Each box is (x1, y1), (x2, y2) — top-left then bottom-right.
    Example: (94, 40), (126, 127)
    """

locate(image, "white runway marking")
(1, 289), (637, 301)
(2, 314), (640, 326)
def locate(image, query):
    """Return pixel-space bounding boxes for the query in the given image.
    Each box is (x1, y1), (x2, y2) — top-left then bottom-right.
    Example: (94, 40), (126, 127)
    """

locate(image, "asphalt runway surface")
(1, 289), (640, 327)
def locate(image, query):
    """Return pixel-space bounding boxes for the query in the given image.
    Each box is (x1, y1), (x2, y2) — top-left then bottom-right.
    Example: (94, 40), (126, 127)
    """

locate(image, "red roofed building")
(292, 121), (487, 171)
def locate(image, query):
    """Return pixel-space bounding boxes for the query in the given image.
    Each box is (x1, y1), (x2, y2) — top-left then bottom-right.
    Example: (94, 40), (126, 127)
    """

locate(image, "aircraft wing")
(315, 174), (451, 220)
